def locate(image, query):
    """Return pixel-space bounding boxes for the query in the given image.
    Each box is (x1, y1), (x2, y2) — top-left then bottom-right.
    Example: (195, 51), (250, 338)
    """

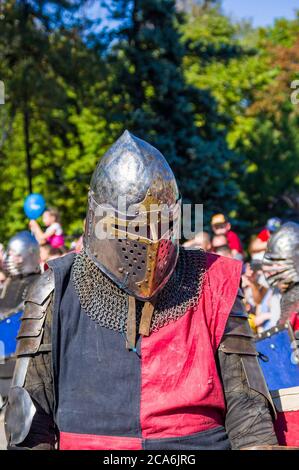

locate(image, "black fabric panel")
(51, 255), (142, 438)
(143, 426), (230, 450)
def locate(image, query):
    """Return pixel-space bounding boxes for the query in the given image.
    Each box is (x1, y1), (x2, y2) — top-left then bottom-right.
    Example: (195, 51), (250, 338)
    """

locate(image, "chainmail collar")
(72, 248), (207, 334)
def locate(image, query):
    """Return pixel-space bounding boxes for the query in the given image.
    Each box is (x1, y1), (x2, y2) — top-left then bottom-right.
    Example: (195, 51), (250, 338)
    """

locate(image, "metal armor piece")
(5, 386), (36, 445)
(72, 247), (207, 333)
(3, 231), (40, 277)
(16, 269), (54, 356)
(84, 130), (181, 300)
(263, 222), (299, 289)
(4, 271), (54, 445)
(219, 302), (276, 417)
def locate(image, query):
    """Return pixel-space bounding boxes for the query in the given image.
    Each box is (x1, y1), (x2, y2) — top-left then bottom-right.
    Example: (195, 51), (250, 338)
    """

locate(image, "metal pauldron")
(4, 269), (55, 446)
(16, 270), (54, 356)
(4, 358), (36, 446)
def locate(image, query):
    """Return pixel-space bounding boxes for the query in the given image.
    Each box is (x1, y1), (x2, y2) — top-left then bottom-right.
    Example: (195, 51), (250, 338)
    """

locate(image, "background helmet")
(3, 231), (40, 277)
(263, 222), (299, 289)
(84, 130), (181, 300)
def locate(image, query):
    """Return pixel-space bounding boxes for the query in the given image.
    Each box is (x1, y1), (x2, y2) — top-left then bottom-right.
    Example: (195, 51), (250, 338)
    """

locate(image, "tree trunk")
(23, 102), (32, 194)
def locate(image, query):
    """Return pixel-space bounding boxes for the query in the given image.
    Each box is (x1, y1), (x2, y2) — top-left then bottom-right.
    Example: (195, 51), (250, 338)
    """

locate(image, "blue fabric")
(256, 328), (299, 391)
(0, 311), (22, 358)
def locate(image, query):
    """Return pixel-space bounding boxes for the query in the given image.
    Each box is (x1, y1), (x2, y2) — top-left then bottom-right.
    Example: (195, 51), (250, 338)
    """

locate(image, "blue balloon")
(24, 193), (46, 220)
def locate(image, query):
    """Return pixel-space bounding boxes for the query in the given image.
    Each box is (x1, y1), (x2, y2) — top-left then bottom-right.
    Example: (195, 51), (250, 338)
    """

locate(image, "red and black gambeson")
(49, 253), (242, 450)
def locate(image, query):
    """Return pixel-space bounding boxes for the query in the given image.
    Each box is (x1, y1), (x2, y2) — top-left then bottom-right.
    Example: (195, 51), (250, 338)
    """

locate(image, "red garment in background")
(226, 230), (243, 254)
(289, 312), (299, 332)
(275, 311), (299, 447)
(257, 228), (271, 242)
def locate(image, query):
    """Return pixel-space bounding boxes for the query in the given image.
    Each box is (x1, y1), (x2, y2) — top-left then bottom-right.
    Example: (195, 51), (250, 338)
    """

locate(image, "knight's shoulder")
(205, 251), (242, 273)
(25, 268), (55, 306)
(16, 269), (55, 357)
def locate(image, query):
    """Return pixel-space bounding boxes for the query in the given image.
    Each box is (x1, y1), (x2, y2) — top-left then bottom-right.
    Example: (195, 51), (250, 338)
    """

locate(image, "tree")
(181, 5), (299, 232)
(105, 0), (239, 226)
(0, 0), (108, 241)
(238, 18), (299, 225)
(176, 0), (220, 12)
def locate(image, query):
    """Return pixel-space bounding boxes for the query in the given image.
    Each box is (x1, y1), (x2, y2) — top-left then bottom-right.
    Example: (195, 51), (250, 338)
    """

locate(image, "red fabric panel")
(275, 411), (299, 447)
(289, 312), (299, 332)
(59, 432), (142, 450)
(140, 253), (242, 439)
(257, 229), (270, 242)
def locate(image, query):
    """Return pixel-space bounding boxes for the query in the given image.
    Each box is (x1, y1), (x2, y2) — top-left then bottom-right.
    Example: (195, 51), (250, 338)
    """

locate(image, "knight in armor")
(0, 231), (40, 407)
(260, 222), (299, 446)
(5, 131), (277, 450)
(263, 222), (299, 331)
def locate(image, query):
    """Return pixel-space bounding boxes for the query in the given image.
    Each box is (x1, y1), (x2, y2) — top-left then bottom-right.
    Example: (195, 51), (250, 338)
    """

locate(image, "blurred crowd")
(0, 208), (83, 294)
(184, 214), (283, 334)
(0, 207), (284, 335)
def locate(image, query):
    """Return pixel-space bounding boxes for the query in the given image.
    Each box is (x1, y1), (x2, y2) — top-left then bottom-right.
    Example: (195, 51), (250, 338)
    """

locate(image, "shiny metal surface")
(25, 269), (54, 305)
(11, 357), (30, 388)
(5, 386), (36, 445)
(90, 130), (179, 209)
(263, 222), (299, 288)
(3, 231), (40, 277)
(84, 130), (181, 300)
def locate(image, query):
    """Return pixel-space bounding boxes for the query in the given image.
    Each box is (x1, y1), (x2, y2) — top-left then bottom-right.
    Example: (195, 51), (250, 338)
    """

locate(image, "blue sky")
(91, 1), (299, 29)
(222, 0), (299, 27)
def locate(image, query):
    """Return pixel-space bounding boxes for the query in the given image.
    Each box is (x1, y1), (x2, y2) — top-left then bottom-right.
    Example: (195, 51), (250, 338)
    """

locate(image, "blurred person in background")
(261, 222), (299, 447)
(40, 243), (52, 267)
(248, 236), (265, 260)
(255, 217), (282, 252)
(29, 207), (64, 249)
(72, 219), (86, 254)
(241, 262), (277, 333)
(47, 247), (65, 261)
(183, 231), (211, 251)
(0, 231), (41, 408)
(242, 263), (267, 309)
(0, 232), (41, 311)
(40, 243), (64, 271)
(0, 243), (4, 269)
(212, 234), (232, 258)
(211, 214), (243, 260)
(0, 269), (7, 295)
(242, 244), (281, 333)
(263, 222), (299, 332)
(249, 217), (281, 268)
(257, 287), (281, 332)
(243, 234), (281, 333)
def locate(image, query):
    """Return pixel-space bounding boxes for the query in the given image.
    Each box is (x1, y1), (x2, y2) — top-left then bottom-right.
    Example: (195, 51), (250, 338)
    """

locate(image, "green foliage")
(181, 5), (299, 232)
(0, 0), (107, 242)
(106, 0), (239, 225)
(0, 0), (299, 245)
